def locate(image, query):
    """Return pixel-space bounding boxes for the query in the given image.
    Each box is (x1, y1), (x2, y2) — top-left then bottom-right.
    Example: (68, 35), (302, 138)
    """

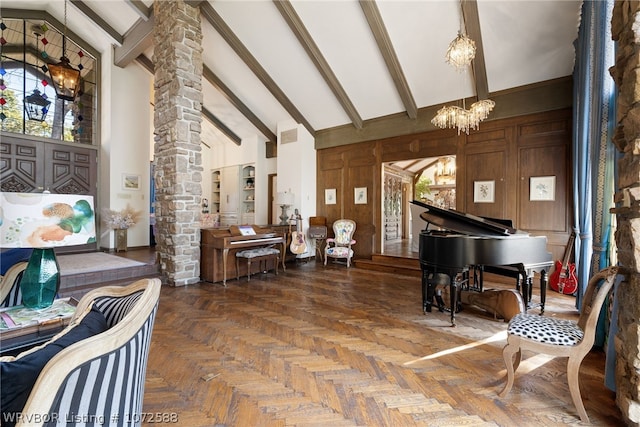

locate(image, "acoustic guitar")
(289, 209), (307, 255)
(549, 231), (578, 295)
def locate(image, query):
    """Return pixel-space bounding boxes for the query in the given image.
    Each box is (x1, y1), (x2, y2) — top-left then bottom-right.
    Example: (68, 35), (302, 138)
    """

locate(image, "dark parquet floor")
(116, 246), (623, 427)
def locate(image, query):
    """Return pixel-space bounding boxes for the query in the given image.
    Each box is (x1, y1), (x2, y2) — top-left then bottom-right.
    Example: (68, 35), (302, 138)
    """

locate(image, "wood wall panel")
(465, 150), (508, 219)
(518, 144), (568, 233)
(316, 108), (572, 258)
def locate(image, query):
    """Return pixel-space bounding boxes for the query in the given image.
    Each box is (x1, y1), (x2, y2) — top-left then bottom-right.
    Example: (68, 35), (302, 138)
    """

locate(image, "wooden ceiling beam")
(462, 0), (489, 100)
(69, 0), (124, 45)
(203, 65), (277, 144)
(359, 0), (417, 120)
(200, 2), (315, 136)
(274, 0), (363, 130)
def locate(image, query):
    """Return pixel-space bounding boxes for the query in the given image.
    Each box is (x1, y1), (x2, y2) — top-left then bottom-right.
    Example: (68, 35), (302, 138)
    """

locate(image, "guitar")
(289, 209), (307, 254)
(549, 231), (578, 295)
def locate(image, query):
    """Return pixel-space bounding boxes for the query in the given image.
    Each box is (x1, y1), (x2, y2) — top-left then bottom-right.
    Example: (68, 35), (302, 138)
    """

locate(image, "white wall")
(99, 56), (153, 250)
(276, 119), (317, 257)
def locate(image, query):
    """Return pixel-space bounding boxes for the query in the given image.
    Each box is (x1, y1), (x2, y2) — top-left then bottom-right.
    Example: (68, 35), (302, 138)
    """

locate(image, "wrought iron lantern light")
(24, 31), (51, 122)
(48, 0), (81, 101)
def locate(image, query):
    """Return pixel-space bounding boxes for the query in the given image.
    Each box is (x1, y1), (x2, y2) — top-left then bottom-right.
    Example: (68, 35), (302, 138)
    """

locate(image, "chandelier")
(48, 0), (81, 101)
(434, 156), (456, 185)
(445, 31), (475, 71)
(432, 0), (494, 134)
(432, 99), (495, 135)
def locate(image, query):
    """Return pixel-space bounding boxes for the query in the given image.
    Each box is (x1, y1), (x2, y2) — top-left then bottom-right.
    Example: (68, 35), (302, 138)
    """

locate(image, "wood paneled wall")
(316, 108), (572, 261)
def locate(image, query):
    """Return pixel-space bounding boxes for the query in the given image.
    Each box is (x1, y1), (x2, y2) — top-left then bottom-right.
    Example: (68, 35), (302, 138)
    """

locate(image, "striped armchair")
(16, 278), (161, 427)
(0, 261), (27, 308)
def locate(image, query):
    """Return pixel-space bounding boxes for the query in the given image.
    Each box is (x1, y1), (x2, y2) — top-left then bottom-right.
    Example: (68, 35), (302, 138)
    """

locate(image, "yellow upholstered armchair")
(324, 219), (356, 267)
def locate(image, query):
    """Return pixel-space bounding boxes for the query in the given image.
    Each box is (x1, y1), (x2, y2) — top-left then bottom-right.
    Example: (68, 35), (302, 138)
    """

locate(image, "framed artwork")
(325, 188), (336, 205)
(530, 176), (556, 201)
(354, 187), (367, 204)
(473, 180), (495, 203)
(122, 174), (140, 190)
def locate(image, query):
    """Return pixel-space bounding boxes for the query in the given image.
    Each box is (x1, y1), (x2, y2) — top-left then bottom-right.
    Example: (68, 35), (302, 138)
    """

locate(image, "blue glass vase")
(21, 248), (60, 309)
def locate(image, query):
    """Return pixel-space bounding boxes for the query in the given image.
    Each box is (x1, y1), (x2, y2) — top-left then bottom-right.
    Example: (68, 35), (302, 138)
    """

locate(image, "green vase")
(21, 248), (60, 309)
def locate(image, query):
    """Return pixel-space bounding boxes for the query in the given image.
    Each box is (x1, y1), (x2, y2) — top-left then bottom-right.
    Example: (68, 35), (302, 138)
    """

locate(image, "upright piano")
(413, 201), (553, 326)
(201, 226), (285, 286)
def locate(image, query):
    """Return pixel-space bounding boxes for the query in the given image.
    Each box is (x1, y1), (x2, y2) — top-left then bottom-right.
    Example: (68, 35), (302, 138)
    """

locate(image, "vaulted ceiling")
(1, 0), (582, 159)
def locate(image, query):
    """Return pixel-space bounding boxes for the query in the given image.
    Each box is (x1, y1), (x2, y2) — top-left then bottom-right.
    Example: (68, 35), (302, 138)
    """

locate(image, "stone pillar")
(610, 2), (640, 425)
(152, 0), (203, 286)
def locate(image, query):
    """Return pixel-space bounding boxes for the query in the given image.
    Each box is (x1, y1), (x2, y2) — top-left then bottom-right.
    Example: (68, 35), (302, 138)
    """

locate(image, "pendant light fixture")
(48, 0), (81, 101)
(432, 0), (495, 135)
(24, 30), (51, 122)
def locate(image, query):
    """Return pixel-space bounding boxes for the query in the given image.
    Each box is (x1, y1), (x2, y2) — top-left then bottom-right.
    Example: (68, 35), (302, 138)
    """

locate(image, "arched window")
(0, 17), (98, 145)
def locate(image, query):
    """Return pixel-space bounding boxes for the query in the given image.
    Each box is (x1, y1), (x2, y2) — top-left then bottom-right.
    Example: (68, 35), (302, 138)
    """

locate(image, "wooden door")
(45, 144), (97, 197)
(0, 138), (43, 192)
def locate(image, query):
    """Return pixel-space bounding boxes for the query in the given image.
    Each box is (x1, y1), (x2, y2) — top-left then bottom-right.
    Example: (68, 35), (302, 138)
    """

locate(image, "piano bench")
(235, 247), (281, 282)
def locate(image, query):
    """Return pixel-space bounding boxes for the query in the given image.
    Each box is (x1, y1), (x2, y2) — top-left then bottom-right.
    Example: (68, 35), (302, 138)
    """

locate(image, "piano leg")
(540, 270), (547, 314)
(422, 269), (433, 313)
(222, 248), (229, 287)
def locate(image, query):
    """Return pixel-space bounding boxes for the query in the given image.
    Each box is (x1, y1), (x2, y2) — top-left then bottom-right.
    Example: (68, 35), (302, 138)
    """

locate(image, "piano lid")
(411, 200), (521, 237)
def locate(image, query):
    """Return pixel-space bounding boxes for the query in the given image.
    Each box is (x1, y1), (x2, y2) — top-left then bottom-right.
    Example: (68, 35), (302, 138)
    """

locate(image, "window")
(0, 17), (97, 144)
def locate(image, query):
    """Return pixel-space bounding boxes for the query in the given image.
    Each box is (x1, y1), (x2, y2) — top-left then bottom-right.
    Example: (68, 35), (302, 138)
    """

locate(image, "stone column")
(611, 2), (640, 425)
(152, 0), (203, 286)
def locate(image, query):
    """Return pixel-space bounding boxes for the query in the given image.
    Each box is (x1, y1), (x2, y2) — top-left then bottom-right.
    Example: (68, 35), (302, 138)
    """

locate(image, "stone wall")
(610, 2), (640, 425)
(152, 0), (203, 286)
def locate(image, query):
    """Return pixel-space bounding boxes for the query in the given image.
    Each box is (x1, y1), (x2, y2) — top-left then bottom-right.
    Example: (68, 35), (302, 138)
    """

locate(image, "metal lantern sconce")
(48, 0), (81, 101)
(24, 31), (51, 122)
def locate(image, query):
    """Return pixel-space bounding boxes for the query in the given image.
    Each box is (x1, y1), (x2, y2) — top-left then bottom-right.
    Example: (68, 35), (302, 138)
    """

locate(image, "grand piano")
(413, 200), (553, 326)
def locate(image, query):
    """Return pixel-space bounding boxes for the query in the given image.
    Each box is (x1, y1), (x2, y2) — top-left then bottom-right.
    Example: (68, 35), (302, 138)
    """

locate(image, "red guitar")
(549, 231), (578, 295)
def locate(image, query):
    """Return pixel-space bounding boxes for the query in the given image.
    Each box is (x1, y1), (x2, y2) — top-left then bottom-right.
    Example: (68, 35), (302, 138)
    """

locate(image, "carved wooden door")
(0, 135), (97, 201)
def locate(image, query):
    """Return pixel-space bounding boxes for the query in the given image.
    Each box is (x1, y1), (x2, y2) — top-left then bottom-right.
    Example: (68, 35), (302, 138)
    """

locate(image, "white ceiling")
(1, 0), (582, 152)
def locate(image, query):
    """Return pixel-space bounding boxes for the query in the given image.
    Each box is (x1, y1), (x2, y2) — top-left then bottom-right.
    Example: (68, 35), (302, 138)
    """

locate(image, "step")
(354, 255), (421, 278)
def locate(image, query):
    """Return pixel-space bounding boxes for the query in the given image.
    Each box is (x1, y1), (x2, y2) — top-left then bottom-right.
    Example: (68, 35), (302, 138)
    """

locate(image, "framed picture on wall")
(473, 180), (495, 203)
(325, 188), (336, 205)
(530, 176), (556, 201)
(354, 187), (367, 204)
(122, 174), (140, 190)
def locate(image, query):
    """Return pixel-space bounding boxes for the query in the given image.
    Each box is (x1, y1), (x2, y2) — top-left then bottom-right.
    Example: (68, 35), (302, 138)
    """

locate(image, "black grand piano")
(413, 200), (553, 326)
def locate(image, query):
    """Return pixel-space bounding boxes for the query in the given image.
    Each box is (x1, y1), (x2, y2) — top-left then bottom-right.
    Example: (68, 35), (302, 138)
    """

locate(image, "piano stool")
(235, 247), (281, 281)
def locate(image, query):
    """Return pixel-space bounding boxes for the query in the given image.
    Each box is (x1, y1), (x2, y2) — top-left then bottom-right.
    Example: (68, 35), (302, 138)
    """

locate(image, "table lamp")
(0, 192), (96, 309)
(276, 192), (295, 225)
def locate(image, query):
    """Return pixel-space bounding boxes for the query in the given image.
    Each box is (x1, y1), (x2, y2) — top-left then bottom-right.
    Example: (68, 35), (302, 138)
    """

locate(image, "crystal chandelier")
(432, 0), (495, 134)
(445, 31), (476, 71)
(434, 156), (456, 185)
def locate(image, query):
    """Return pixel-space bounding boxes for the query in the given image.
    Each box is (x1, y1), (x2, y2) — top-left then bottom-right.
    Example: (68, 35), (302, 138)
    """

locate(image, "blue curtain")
(572, 0), (617, 390)
(572, 0), (615, 308)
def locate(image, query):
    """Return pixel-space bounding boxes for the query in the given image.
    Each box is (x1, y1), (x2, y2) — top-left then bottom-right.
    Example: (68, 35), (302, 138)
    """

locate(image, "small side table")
(0, 298), (77, 356)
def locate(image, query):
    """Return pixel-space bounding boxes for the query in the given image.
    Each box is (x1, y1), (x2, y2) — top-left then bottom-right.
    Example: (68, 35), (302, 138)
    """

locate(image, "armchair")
(13, 278), (161, 427)
(0, 261), (27, 307)
(324, 219), (356, 267)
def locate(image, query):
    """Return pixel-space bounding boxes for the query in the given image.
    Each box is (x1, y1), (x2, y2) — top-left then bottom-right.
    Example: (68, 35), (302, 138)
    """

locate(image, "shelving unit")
(211, 164), (256, 227)
(211, 170), (221, 214)
(241, 164), (255, 224)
